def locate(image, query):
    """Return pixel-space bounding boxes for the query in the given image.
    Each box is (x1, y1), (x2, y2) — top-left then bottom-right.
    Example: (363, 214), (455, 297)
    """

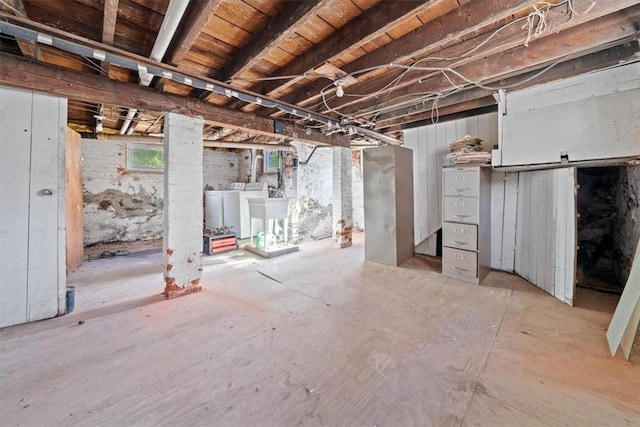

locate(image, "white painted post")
(332, 146), (353, 248)
(163, 113), (204, 299)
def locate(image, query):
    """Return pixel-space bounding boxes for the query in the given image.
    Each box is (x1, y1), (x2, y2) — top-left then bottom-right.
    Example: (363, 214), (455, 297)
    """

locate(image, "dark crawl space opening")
(576, 166), (638, 294)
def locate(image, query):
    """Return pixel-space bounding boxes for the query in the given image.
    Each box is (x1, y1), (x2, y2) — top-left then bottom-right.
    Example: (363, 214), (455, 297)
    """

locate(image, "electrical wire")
(316, 0), (600, 124)
(0, 0), (607, 138)
(228, 72), (338, 83)
(0, 0), (25, 17)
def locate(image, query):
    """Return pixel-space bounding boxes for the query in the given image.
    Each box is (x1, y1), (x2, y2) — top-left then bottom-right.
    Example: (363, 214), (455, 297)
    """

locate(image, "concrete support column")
(163, 113), (204, 299)
(332, 146), (353, 248)
(284, 149), (300, 243)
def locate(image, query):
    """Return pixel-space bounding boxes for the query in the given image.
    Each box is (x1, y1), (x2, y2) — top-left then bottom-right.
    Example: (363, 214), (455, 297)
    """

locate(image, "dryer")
(204, 182), (245, 232)
(204, 190), (224, 231)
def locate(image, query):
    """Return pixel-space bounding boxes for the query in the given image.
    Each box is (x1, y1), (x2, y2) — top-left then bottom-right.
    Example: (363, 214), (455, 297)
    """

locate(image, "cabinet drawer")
(443, 247), (478, 279)
(443, 169), (479, 198)
(443, 197), (478, 224)
(443, 223), (477, 251)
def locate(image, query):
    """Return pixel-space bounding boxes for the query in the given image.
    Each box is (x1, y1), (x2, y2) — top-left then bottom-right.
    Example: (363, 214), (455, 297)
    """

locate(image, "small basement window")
(127, 143), (164, 172)
(264, 149), (280, 173)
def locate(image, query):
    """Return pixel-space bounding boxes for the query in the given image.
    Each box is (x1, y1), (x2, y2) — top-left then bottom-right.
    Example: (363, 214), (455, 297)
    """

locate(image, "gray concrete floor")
(1, 232), (639, 425)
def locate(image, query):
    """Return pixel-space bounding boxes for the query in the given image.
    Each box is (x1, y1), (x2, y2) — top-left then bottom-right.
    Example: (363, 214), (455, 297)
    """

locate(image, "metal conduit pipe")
(99, 134), (296, 151)
(204, 141), (295, 151)
(299, 145), (330, 166)
(119, 108), (138, 135)
(120, 0), (189, 134)
(251, 151), (263, 183)
(0, 18), (402, 145)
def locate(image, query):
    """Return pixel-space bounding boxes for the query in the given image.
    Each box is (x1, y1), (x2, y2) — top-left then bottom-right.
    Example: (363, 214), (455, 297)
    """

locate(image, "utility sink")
(247, 197), (291, 219)
(246, 198), (297, 257)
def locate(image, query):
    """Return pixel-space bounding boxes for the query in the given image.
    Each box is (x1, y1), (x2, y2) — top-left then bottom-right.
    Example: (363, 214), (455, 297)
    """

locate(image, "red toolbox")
(203, 232), (237, 255)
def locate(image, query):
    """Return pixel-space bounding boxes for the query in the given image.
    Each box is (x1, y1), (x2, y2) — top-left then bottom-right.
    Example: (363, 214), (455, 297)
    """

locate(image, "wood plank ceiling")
(0, 0), (639, 146)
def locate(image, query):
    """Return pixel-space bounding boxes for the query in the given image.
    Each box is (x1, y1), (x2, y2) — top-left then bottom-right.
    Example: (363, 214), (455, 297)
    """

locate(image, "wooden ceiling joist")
(343, 4), (640, 120)
(249, 0), (437, 98)
(329, 0), (640, 121)
(100, 0), (118, 78)
(220, 0), (327, 82)
(376, 41), (640, 132)
(273, 0), (553, 110)
(101, 0), (118, 46)
(0, 53), (349, 147)
(164, 0), (223, 66)
(1, 0), (637, 141)
(0, 0), (42, 60)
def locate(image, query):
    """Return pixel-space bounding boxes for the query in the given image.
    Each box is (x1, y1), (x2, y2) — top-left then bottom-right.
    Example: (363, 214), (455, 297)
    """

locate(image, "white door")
(515, 168), (577, 305)
(0, 87), (67, 327)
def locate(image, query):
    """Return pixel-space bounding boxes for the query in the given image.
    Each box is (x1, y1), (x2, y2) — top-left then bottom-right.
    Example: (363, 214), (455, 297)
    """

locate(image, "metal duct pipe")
(0, 18), (403, 145)
(121, 0), (189, 134)
(299, 145), (330, 165)
(119, 108), (138, 135)
(140, 0), (189, 85)
(251, 151), (263, 183)
(99, 134), (296, 151)
(204, 141), (295, 151)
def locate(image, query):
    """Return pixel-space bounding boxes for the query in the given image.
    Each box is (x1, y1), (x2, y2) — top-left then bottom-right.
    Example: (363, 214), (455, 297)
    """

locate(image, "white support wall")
(351, 150), (364, 231)
(283, 143), (364, 241)
(162, 113), (203, 299)
(333, 146), (353, 248)
(0, 86), (67, 327)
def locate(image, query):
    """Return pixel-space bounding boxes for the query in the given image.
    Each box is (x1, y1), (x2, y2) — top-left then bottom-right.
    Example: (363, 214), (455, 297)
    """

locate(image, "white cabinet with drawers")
(442, 166), (491, 284)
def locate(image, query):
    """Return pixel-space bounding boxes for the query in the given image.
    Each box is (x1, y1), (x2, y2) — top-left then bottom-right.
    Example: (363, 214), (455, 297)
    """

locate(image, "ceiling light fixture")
(94, 113), (105, 133)
(334, 77), (345, 97)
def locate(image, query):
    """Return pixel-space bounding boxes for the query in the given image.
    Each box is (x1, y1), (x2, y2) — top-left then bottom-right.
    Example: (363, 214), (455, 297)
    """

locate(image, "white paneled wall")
(515, 168), (577, 305)
(0, 87), (67, 327)
(490, 171), (518, 272)
(404, 112), (498, 246)
(405, 113), (580, 305)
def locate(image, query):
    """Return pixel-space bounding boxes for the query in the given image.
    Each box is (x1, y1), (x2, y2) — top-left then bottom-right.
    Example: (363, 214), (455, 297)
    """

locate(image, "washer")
(223, 182), (268, 239)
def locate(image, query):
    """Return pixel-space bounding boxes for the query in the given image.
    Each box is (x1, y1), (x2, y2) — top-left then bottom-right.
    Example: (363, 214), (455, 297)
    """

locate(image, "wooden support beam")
(165, 0), (222, 66)
(251, 0), (441, 98)
(0, 53), (349, 147)
(272, 0), (552, 110)
(101, 0), (118, 78)
(102, 0), (118, 46)
(0, 0), (42, 60)
(334, 0), (639, 119)
(221, 0), (328, 82)
(155, 0), (222, 91)
(379, 97), (498, 132)
(345, 5), (640, 119)
(376, 41), (640, 132)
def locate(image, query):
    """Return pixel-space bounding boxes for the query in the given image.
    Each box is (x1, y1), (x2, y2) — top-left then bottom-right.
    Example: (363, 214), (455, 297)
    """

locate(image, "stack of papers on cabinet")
(446, 135), (491, 165)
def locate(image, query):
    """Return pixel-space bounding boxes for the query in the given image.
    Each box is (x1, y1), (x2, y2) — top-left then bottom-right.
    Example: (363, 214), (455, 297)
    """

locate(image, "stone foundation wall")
(82, 139), (240, 245)
(614, 165), (640, 285)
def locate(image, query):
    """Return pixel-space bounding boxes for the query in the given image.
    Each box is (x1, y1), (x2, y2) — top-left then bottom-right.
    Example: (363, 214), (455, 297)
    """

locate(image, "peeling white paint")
(82, 139), (244, 245)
